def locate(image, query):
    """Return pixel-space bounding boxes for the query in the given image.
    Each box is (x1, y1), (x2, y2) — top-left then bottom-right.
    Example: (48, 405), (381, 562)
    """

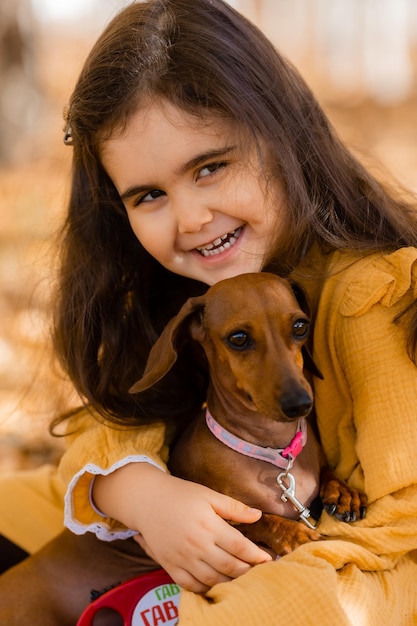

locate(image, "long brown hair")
(53, 0), (417, 428)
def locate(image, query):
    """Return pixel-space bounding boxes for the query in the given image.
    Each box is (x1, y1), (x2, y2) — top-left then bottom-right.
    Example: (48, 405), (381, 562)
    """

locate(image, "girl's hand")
(133, 473), (272, 592)
(93, 463), (272, 592)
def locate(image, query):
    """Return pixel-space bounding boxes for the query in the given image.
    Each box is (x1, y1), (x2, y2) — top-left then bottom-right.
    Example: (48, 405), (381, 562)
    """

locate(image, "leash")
(205, 408), (317, 530)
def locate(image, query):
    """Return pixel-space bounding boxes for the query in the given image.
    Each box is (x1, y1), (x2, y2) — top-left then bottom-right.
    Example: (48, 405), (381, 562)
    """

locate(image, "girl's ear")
(129, 295), (207, 393)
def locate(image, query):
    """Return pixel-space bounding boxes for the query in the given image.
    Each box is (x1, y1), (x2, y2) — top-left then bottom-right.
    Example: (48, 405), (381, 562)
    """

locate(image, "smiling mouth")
(195, 227), (243, 257)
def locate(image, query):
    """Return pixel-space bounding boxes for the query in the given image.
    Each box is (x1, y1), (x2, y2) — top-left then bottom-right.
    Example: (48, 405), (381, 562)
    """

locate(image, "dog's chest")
(169, 419), (321, 520)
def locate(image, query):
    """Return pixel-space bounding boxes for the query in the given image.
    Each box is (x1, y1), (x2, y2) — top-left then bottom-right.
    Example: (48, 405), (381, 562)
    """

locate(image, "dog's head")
(130, 273), (322, 422)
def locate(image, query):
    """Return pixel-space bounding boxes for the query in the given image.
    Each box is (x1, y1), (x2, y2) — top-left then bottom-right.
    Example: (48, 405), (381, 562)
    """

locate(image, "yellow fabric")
(180, 551), (417, 625)
(0, 464), (65, 553)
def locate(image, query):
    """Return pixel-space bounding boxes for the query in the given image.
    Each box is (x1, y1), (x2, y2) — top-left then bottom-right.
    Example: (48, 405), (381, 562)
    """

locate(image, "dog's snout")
(280, 391), (313, 419)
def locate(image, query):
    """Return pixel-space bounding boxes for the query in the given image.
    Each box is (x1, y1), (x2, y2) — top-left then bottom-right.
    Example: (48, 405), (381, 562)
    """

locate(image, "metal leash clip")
(277, 470), (317, 530)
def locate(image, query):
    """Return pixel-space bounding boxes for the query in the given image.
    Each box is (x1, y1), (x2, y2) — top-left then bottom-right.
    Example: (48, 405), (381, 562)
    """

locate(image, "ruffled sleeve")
(339, 247), (417, 316)
(57, 407), (171, 540)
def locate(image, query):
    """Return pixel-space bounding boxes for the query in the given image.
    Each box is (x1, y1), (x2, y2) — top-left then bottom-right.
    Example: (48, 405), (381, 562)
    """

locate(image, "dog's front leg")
(237, 513), (321, 558)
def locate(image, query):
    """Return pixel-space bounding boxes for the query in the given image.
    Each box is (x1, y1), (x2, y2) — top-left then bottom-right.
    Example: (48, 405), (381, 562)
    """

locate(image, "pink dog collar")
(205, 409), (307, 470)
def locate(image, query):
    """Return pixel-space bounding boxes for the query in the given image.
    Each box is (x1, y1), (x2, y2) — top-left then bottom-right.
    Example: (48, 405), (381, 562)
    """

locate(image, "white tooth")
(198, 227), (242, 257)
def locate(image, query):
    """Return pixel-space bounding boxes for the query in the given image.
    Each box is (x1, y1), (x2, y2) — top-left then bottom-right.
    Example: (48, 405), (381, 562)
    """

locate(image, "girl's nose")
(175, 202), (214, 234)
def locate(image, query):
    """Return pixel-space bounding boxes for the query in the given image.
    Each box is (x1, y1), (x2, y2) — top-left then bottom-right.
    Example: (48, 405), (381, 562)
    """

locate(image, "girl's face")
(101, 101), (285, 285)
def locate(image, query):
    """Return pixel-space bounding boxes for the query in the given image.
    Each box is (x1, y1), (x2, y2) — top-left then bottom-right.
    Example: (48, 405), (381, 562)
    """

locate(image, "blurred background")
(1, 0), (417, 472)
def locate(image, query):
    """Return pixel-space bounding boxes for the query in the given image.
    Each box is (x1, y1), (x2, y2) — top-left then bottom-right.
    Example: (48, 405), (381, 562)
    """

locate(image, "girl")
(1, 0), (417, 623)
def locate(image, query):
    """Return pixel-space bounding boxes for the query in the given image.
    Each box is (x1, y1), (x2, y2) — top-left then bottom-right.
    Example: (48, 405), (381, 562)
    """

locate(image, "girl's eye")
(292, 319), (310, 340)
(135, 189), (165, 206)
(198, 161), (226, 179)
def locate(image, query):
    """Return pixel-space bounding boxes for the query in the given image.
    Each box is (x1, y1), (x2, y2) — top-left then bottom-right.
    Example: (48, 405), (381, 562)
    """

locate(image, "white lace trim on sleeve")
(64, 455), (165, 542)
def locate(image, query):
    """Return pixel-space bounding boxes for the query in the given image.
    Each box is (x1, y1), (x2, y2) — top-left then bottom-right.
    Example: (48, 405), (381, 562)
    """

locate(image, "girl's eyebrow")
(119, 145), (237, 201)
(176, 145), (237, 176)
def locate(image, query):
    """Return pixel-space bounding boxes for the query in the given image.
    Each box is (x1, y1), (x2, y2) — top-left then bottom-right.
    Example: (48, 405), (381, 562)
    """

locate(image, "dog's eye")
(292, 318), (309, 340)
(227, 331), (252, 350)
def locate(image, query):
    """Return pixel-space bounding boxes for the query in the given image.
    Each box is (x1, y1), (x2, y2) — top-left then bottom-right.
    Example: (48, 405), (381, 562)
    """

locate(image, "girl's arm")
(93, 462), (272, 593)
(58, 409), (271, 591)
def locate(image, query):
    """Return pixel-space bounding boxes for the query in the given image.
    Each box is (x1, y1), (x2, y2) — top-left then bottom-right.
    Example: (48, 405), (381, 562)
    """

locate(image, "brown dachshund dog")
(0, 273), (367, 626)
(130, 272), (367, 556)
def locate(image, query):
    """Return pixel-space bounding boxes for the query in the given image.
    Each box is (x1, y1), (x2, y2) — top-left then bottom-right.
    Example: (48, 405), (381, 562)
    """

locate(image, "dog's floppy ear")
(290, 281), (324, 380)
(301, 346), (324, 380)
(290, 281), (311, 317)
(189, 310), (207, 343)
(129, 294), (206, 394)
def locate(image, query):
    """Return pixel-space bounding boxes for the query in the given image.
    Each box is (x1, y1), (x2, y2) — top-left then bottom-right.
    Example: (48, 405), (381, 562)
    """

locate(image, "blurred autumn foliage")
(0, 6), (91, 470)
(0, 0), (416, 472)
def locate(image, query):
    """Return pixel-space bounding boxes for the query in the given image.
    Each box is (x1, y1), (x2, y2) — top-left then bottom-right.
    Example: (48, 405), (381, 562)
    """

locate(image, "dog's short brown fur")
(131, 273), (367, 555)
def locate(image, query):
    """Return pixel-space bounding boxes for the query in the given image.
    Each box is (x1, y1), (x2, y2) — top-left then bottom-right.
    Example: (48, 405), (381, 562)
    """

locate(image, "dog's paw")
(263, 514), (322, 556)
(238, 513), (321, 558)
(320, 467), (367, 522)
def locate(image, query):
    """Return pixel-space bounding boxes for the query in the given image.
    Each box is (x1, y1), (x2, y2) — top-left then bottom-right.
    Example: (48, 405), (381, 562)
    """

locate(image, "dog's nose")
(280, 391), (312, 419)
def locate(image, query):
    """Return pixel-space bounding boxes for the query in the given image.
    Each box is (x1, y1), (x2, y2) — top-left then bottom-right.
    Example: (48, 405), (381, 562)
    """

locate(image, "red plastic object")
(77, 568), (181, 626)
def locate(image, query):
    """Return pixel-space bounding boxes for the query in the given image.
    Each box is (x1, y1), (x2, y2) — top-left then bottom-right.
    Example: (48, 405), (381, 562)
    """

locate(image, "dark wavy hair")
(52, 0), (417, 429)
